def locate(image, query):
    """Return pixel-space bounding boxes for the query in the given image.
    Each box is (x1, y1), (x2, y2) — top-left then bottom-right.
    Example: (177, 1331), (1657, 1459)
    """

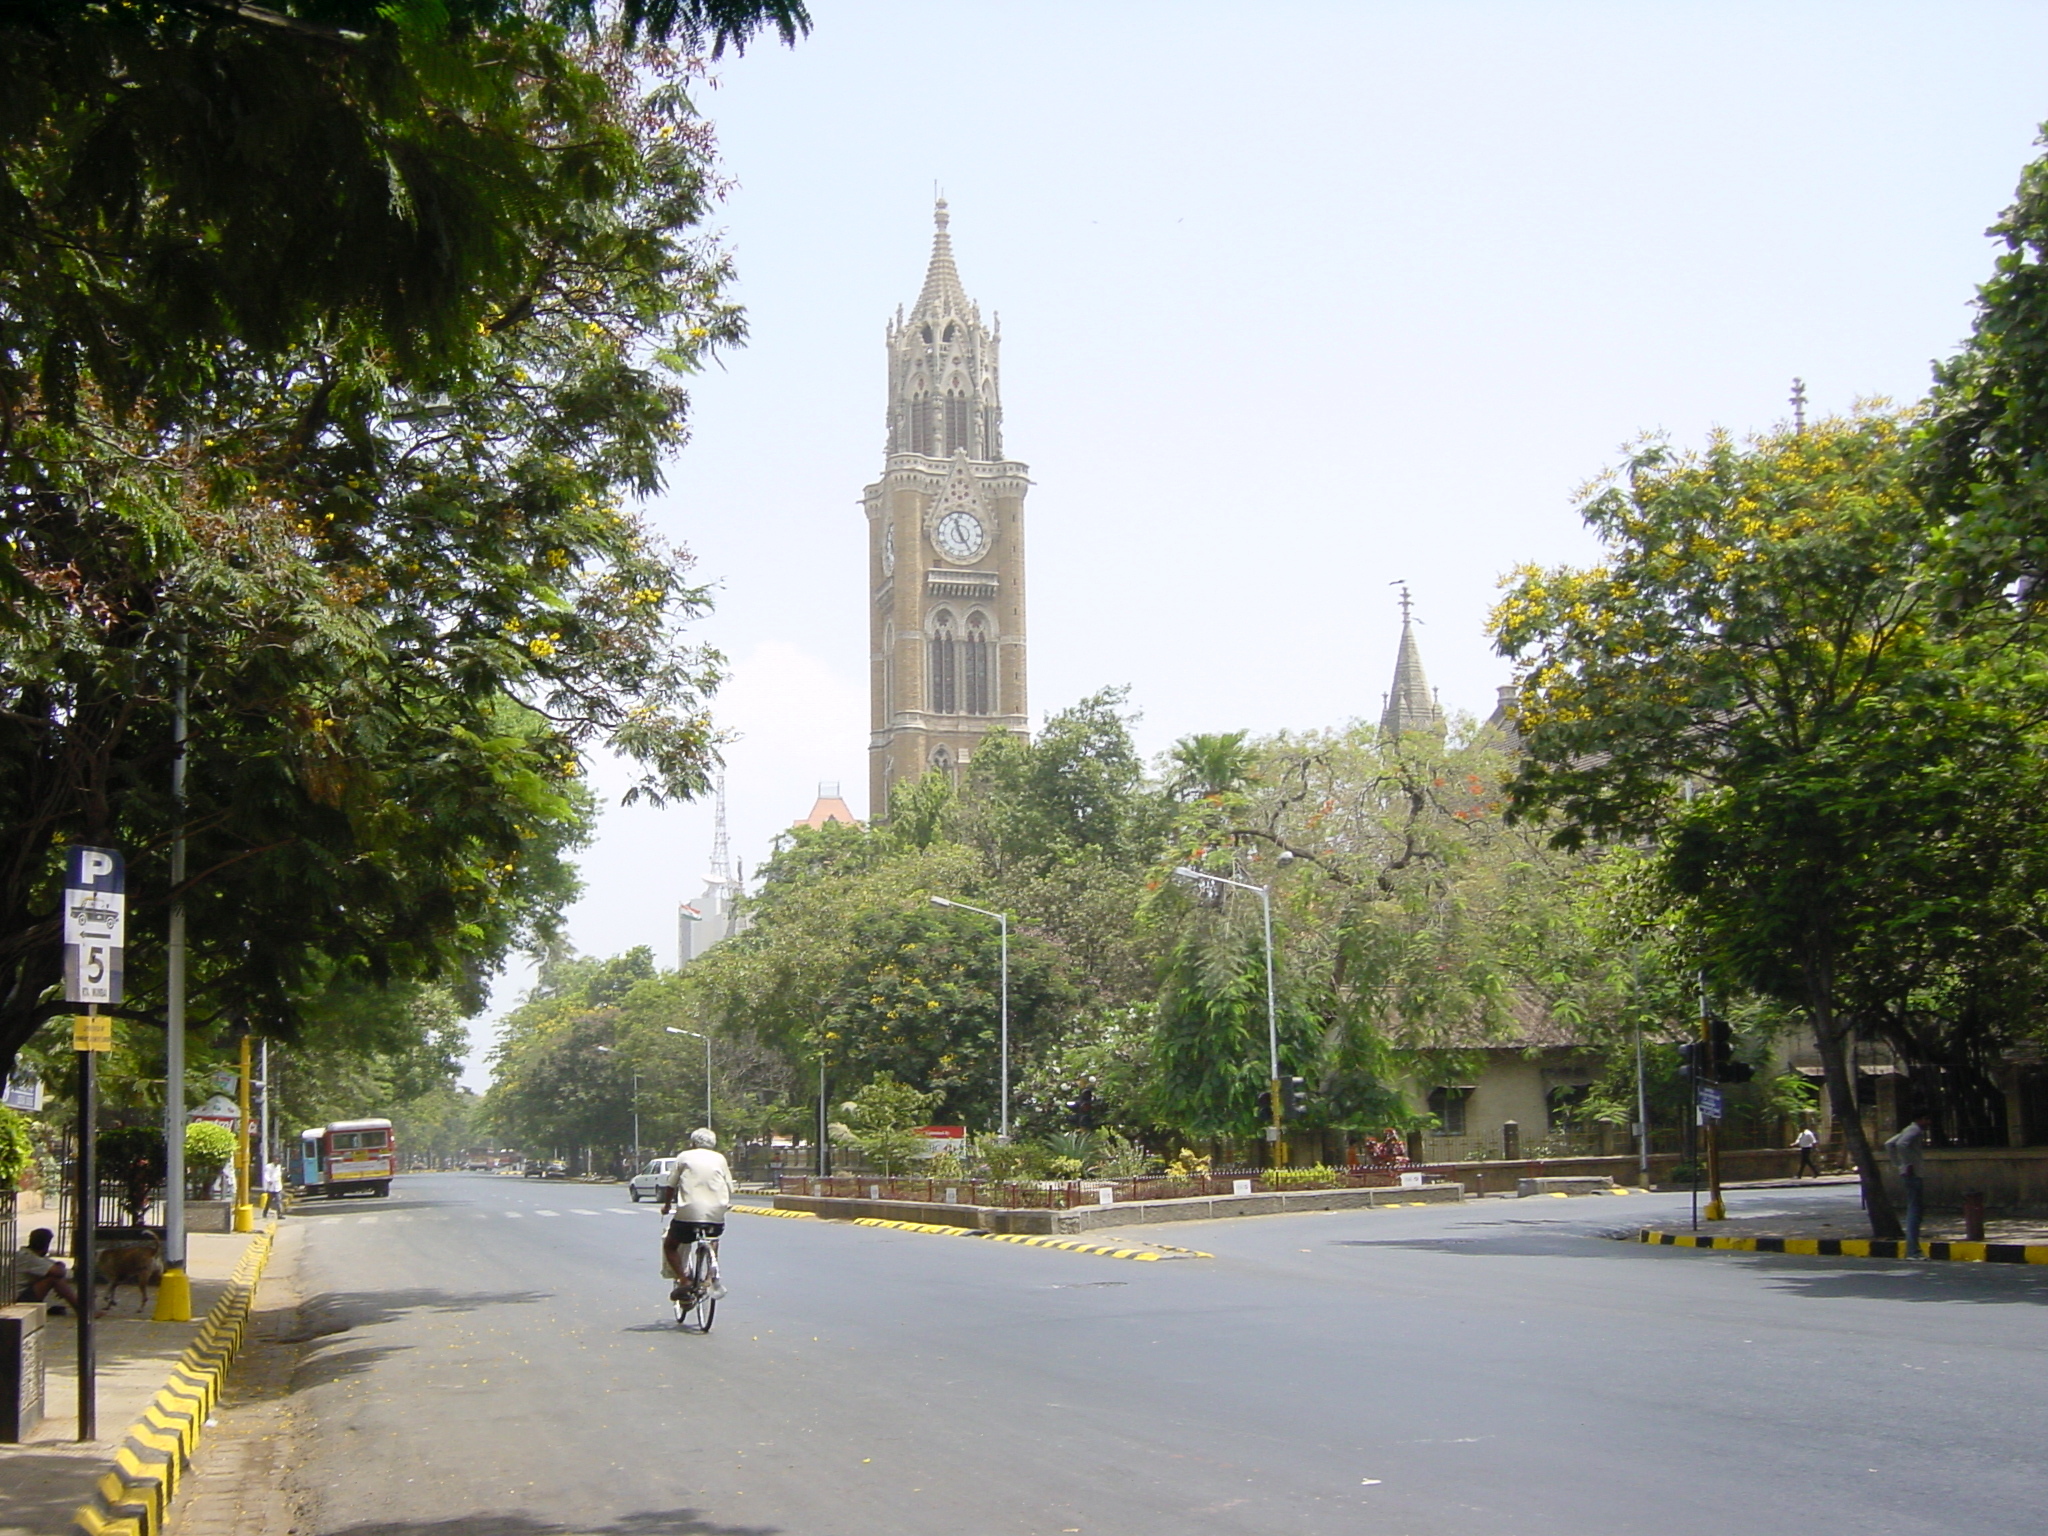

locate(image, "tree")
(0, 39), (744, 1074)
(1, 0), (808, 448)
(1492, 410), (2048, 1235)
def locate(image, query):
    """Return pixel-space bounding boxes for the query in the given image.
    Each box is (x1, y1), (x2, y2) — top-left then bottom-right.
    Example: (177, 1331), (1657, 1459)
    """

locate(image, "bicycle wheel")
(688, 1241), (717, 1333)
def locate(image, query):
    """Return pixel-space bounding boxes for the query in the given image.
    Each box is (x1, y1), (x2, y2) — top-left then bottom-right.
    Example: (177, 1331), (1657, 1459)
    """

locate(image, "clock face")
(935, 510), (986, 562)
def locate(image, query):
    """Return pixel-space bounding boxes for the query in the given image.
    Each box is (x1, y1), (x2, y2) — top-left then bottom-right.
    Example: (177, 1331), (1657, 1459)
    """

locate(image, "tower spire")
(912, 197), (971, 323)
(1380, 584), (1445, 741)
(707, 774), (732, 885)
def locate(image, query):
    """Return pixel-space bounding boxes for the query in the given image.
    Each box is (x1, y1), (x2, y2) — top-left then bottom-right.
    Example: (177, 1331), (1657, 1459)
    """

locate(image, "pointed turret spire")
(1380, 585), (1446, 740)
(885, 200), (1004, 460)
(912, 198), (971, 322)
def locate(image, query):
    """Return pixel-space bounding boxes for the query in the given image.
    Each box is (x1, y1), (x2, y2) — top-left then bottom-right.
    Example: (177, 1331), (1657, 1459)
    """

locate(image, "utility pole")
(158, 642), (192, 1319)
(1701, 975), (1726, 1222)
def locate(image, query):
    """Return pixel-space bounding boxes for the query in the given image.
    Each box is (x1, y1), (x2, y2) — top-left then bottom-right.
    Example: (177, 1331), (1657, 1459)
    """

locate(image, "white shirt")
(662, 1147), (734, 1223)
(1793, 1129), (1818, 1149)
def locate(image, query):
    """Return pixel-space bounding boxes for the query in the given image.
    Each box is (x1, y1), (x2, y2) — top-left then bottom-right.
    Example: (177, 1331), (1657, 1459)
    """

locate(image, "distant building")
(795, 781), (860, 831)
(678, 778), (743, 967)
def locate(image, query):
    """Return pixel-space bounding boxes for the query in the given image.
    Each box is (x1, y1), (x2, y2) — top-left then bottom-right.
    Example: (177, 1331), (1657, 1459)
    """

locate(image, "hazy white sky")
(466, 1), (2048, 1083)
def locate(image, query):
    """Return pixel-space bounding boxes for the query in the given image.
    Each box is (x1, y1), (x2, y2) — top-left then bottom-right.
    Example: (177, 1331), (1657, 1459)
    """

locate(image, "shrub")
(0, 1107), (31, 1187)
(1264, 1164), (1342, 1189)
(186, 1122), (237, 1186)
(1094, 1133), (1153, 1179)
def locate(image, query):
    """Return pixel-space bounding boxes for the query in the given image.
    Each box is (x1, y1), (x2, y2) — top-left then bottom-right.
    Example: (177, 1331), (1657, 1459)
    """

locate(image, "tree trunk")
(1812, 1008), (1900, 1239)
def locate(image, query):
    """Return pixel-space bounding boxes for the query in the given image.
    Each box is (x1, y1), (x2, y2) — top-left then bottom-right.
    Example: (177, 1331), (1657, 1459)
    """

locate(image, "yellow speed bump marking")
(731, 1203), (818, 1219)
(1635, 1228), (2048, 1264)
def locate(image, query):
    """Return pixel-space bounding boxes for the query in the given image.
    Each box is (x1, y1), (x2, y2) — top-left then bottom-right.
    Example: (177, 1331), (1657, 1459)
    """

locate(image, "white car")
(628, 1157), (678, 1202)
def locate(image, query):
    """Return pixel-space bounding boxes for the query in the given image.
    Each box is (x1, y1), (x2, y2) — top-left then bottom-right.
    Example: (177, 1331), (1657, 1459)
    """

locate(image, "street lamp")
(666, 1027), (712, 1133)
(593, 1047), (640, 1171)
(1172, 865), (1285, 1164)
(932, 896), (1010, 1141)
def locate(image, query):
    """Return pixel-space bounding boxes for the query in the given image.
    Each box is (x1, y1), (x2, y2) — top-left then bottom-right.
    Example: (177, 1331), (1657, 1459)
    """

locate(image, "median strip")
(849, 1215), (1209, 1261)
(71, 1224), (277, 1536)
(1633, 1228), (2048, 1264)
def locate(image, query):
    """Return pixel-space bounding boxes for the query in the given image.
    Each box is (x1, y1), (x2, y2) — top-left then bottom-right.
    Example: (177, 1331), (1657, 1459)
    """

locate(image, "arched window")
(930, 745), (953, 780)
(909, 395), (934, 456)
(963, 611), (993, 716)
(942, 321), (958, 343)
(928, 609), (958, 714)
(944, 391), (972, 456)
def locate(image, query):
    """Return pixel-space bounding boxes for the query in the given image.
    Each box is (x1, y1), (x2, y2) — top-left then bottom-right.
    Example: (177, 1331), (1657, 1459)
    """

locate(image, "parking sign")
(62, 846), (124, 1005)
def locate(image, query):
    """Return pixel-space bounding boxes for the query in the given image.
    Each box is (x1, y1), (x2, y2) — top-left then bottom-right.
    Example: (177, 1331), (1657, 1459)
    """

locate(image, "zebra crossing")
(337, 1204), (656, 1226)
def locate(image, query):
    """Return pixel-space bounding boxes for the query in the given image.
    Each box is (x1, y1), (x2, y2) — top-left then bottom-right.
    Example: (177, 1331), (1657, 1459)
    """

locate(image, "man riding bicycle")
(660, 1127), (733, 1302)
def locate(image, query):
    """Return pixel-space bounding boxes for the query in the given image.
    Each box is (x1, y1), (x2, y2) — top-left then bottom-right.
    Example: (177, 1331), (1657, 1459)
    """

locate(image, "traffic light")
(1676, 1039), (1702, 1078)
(1708, 1014), (1755, 1083)
(1256, 1086), (1274, 1123)
(1284, 1075), (1309, 1119)
(1067, 1088), (1098, 1129)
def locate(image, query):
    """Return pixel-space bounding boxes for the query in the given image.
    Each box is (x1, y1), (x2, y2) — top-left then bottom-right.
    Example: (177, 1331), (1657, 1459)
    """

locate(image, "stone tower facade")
(866, 200), (1029, 814)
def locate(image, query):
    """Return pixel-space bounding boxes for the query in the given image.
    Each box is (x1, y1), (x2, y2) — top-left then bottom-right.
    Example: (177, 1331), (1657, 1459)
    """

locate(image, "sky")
(465, 0), (2048, 1085)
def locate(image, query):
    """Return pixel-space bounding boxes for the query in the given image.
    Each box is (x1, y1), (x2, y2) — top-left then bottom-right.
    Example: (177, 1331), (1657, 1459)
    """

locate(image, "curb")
(849, 1215), (1210, 1261)
(729, 1204), (818, 1220)
(70, 1224), (278, 1536)
(1633, 1228), (2048, 1264)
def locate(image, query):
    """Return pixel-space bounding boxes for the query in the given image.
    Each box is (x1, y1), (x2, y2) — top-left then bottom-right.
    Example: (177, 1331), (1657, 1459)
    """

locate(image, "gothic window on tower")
(928, 609), (958, 714)
(963, 611), (992, 716)
(930, 745), (953, 779)
(909, 396), (934, 456)
(944, 391), (972, 456)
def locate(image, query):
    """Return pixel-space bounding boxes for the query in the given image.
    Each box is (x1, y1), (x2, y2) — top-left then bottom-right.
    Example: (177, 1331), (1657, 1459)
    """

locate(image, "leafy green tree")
(835, 1074), (942, 1175)
(1493, 411), (2048, 1235)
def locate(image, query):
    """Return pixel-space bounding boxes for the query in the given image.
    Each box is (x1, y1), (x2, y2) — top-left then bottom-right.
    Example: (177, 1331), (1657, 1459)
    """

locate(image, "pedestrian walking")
(1792, 1125), (1820, 1178)
(1884, 1115), (1933, 1257)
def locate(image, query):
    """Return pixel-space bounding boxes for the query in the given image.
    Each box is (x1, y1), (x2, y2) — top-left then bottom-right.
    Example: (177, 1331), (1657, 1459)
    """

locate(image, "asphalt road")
(280, 1173), (2048, 1536)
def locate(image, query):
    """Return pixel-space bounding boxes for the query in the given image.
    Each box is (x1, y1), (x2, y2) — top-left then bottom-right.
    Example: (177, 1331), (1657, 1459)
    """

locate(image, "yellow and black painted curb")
(730, 1203), (818, 1220)
(71, 1225), (278, 1536)
(849, 1215), (1210, 1261)
(1635, 1228), (2048, 1264)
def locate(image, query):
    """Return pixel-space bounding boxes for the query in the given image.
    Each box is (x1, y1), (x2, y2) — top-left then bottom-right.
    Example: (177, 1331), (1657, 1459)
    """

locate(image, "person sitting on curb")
(14, 1227), (95, 1316)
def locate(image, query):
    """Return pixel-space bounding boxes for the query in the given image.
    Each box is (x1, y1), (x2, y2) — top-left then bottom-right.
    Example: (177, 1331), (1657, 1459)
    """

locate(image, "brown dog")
(95, 1234), (163, 1313)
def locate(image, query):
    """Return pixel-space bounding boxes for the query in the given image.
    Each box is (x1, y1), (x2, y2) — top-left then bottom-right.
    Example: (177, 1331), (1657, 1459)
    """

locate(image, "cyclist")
(660, 1127), (733, 1302)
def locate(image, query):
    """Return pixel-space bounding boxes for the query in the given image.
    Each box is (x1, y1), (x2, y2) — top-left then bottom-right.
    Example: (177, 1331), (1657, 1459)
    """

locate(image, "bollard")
(1963, 1189), (1986, 1243)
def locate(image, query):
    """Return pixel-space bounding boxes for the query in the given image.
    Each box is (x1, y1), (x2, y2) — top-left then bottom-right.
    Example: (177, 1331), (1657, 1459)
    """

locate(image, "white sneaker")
(708, 1280), (728, 1300)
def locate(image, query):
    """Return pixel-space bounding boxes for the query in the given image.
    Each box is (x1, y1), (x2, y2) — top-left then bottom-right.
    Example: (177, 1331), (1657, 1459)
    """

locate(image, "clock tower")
(866, 200), (1029, 814)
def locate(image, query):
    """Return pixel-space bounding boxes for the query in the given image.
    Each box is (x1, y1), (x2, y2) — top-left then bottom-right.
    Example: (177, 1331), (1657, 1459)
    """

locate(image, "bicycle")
(668, 1233), (720, 1333)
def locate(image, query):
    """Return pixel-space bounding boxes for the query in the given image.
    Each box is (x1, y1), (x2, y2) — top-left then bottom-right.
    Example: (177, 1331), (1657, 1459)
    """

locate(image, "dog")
(95, 1233), (163, 1313)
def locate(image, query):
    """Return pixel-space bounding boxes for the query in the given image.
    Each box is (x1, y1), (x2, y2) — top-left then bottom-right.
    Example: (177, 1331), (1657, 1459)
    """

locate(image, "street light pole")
(932, 897), (1010, 1141)
(1173, 866), (1285, 1165)
(666, 1027), (712, 1132)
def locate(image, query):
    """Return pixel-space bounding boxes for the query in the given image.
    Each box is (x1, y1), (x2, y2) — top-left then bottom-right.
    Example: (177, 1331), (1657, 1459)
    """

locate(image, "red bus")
(297, 1118), (397, 1198)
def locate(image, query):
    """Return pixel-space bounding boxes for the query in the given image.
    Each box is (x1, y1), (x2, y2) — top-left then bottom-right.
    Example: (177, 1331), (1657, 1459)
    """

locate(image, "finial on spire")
(1391, 580), (1414, 624)
(1791, 377), (1808, 435)
(934, 195), (949, 232)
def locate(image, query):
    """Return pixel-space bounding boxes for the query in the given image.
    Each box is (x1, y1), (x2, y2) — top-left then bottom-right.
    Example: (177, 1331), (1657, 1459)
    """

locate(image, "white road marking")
(504, 1212), (524, 1219)
(357, 1216), (379, 1225)
(534, 1209), (560, 1217)
(570, 1209), (602, 1216)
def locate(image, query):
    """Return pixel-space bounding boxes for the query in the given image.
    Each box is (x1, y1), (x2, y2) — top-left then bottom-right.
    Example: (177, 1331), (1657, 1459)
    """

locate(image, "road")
(274, 1173), (2047, 1536)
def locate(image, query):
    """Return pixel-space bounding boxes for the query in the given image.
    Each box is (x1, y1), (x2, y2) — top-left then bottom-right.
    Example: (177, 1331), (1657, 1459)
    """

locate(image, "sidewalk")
(1634, 1185), (2048, 1260)
(0, 1229), (265, 1536)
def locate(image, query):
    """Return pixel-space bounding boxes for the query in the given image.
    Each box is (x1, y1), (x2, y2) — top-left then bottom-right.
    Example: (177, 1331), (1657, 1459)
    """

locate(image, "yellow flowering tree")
(1493, 411), (2048, 1236)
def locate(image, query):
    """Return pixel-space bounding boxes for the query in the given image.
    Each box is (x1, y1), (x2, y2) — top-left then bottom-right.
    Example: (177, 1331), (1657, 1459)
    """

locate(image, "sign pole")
(62, 844), (124, 1440)
(75, 1011), (96, 1441)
